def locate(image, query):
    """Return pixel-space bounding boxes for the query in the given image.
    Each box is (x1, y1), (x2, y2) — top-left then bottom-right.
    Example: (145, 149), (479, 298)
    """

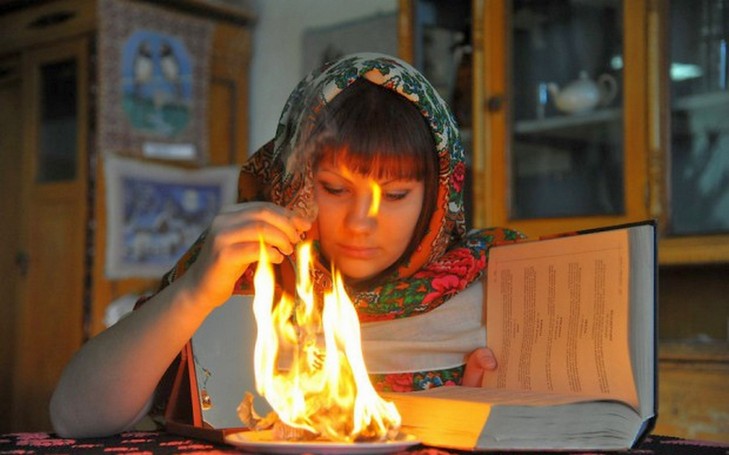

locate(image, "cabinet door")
(659, 0), (729, 263)
(0, 56), (22, 433)
(482, 0), (650, 237)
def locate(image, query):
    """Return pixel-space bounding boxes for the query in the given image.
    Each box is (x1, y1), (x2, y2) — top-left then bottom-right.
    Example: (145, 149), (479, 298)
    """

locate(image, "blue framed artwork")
(98, 0), (213, 163)
(105, 156), (238, 278)
(120, 30), (194, 137)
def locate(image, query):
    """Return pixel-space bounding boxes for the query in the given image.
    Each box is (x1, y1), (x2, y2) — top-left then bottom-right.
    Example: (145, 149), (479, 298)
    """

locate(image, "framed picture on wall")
(301, 13), (398, 77)
(104, 155), (239, 278)
(98, 0), (213, 163)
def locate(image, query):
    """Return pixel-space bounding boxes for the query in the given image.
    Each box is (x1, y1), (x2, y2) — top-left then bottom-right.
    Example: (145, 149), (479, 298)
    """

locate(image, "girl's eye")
(384, 190), (409, 201)
(321, 183), (346, 196)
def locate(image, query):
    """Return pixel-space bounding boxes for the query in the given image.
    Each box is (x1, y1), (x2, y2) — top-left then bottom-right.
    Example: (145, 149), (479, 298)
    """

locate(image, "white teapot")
(547, 71), (618, 114)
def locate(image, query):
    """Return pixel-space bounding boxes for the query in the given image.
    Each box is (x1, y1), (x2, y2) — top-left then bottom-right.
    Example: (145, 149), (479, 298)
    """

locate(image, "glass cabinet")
(400, 0), (729, 264)
(400, 0), (729, 443)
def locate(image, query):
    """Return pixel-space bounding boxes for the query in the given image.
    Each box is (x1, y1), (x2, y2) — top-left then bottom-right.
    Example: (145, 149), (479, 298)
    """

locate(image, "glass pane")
(669, 0), (729, 235)
(38, 59), (77, 183)
(510, 0), (624, 219)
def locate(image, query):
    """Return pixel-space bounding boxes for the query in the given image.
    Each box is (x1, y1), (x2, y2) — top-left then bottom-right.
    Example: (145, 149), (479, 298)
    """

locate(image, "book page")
(483, 229), (638, 408)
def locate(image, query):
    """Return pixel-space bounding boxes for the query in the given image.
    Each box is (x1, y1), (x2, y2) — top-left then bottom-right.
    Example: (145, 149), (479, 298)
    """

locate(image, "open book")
(384, 221), (657, 451)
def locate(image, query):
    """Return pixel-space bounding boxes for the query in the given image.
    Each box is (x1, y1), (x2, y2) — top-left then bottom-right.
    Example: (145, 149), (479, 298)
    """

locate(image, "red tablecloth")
(0, 431), (727, 454)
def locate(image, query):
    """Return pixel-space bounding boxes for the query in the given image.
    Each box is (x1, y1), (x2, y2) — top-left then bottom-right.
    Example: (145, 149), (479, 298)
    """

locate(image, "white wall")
(248, 0), (398, 154)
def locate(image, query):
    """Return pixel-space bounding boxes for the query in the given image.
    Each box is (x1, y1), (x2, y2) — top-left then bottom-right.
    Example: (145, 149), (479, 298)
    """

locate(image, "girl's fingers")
(188, 202), (311, 307)
(291, 215), (313, 234)
(218, 202), (310, 245)
(214, 220), (298, 256)
(221, 242), (285, 266)
(462, 348), (497, 387)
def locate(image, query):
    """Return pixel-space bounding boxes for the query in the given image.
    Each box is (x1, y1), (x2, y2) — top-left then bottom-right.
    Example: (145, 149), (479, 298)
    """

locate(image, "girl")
(50, 53), (521, 438)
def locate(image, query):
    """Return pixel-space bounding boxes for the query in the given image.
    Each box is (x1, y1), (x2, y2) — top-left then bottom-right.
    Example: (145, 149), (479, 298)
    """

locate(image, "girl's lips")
(338, 244), (379, 259)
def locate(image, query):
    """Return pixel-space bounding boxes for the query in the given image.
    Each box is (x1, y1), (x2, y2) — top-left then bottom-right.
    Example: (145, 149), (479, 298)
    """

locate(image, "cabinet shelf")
(673, 90), (729, 111)
(515, 107), (621, 135)
(660, 340), (729, 362)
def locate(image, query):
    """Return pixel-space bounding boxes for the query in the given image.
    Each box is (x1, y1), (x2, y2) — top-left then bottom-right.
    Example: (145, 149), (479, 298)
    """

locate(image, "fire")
(251, 235), (401, 442)
(367, 180), (381, 217)
(339, 167), (381, 218)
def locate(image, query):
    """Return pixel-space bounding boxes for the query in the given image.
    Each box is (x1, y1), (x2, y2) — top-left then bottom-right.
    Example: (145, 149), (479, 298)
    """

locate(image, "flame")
(367, 180), (381, 217)
(252, 237), (401, 442)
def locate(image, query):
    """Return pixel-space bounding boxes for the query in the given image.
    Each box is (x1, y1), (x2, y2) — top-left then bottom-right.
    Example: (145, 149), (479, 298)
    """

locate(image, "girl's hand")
(462, 347), (497, 387)
(181, 201), (311, 310)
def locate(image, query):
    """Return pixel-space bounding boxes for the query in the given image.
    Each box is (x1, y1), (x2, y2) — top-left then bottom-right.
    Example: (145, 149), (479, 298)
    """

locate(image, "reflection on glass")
(510, 0), (624, 219)
(669, 0), (729, 235)
(38, 59), (77, 183)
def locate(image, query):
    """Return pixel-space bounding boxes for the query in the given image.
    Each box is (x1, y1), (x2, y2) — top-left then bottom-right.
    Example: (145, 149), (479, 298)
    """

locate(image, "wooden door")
(0, 56), (22, 433)
(10, 37), (90, 432)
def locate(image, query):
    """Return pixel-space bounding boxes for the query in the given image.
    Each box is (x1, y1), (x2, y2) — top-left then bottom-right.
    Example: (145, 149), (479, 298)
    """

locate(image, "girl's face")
(314, 162), (424, 283)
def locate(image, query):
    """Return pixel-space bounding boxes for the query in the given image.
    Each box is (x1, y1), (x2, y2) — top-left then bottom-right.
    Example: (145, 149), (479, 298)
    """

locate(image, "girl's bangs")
(305, 78), (435, 182)
(321, 142), (426, 182)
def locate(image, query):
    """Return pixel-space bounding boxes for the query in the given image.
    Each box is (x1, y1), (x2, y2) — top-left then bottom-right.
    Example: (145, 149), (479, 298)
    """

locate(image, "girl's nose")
(345, 193), (377, 233)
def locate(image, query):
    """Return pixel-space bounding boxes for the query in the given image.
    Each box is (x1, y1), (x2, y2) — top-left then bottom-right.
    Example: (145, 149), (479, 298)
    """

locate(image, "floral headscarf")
(232, 53), (523, 322)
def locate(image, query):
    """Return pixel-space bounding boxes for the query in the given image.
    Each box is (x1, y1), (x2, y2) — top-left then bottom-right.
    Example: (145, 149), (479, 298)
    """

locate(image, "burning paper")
(241, 228), (401, 442)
